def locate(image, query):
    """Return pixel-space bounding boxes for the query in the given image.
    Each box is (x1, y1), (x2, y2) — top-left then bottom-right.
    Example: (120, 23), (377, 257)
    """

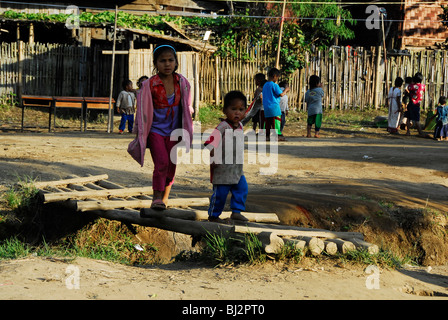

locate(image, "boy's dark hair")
(254, 73), (266, 83)
(223, 91), (247, 110)
(309, 75), (320, 89)
(137, 75), (148, 87)
(279, 80), (288, 88)
(268, 68), (281, 78)
(439, 96), (447, 105)
(405, 76), (412, 84)
(394, 77), (404, 87)
(413, 72), (423, 83)
(122, 79), (132, 89)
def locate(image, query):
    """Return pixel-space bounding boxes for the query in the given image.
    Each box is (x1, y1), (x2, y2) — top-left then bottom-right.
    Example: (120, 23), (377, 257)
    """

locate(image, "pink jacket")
(127, 73), (194, 167)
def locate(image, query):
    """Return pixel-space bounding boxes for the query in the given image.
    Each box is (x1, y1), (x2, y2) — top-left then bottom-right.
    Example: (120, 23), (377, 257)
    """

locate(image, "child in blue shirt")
(262, 68), (289, 141)
(434, 96), (448, 141)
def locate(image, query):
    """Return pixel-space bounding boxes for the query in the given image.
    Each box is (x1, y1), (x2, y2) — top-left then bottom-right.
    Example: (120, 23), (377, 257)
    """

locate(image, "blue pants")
(208, 175), (248, 218)
(119, 114), (134, 132)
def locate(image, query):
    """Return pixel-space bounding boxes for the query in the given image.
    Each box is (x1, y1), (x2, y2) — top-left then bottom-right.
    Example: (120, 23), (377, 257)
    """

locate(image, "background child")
(434, 96), (448, 141)
(405, 72), (426, 136)
(242, 73), (266, 134)
(305, 75), (324, 138)
(279, 80), (289, 137)
(399, 76), (413, 130)
(387, 77), (403, 134)
(116, 79), (136, 134)
(127, 44), (194, 210)
(204, 91), (249, 223)
(262, 68), (289, 141)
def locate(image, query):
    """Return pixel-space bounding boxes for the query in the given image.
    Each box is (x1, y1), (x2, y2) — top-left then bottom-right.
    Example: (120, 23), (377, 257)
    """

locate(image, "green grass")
(198, 103), (223, 125)
(4, 176), (39, 212)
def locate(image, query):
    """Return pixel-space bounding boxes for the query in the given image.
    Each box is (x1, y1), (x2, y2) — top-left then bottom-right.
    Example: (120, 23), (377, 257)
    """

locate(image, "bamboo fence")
(1, 41), (447, 112)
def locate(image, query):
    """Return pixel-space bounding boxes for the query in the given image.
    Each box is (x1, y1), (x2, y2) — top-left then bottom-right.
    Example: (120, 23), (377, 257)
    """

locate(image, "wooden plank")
(233, 224), (364, 241)
(76, 197), (209, 211)
(91, 208), (234, 237)
(28, 174), (109, 189)
(142, 208), (280, 223)
(41, 186), (153, 203)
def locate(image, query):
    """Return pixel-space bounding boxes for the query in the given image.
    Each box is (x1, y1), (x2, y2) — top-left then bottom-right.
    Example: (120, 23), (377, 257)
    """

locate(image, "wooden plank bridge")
(30, 174), (379, 256)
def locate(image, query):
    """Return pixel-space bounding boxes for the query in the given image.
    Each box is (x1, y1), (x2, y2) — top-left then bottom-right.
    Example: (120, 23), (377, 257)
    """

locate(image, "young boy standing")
(204, 91), (249, 223)
(116, 79), (136, 133)
(305, 75), (324, 138)
(262, 68), (289, 141)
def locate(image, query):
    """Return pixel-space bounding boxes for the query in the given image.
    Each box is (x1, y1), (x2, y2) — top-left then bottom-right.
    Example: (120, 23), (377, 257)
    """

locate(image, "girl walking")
(387, 77), (404, 134)
(128, 44), (194, 210)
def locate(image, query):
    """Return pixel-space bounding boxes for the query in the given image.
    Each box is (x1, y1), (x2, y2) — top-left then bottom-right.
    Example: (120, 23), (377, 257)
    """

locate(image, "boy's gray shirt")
(305, 87), (324, 115)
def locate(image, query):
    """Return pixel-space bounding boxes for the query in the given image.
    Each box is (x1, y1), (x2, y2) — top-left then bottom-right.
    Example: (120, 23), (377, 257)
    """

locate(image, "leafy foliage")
(1, 2), (356, 74)
(268, 0), (356, 73)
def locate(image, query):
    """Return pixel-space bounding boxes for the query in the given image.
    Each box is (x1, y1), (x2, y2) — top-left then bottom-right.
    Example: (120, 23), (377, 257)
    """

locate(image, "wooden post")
(300, 236), (324, 256)
(258, 232), (284, 254)
(18, 40), (24, 131)
(194, 53), (200, 119)
(327, 238), (356, 254)
(107, 6), (118, 133)
(214, 55), (220, 105)
(275, 0), (287, 69)
(324, 240), (338, 255)
(381, 14), (389, 99)
(29, 23), (34, 44)
(374, 46), (381, 109)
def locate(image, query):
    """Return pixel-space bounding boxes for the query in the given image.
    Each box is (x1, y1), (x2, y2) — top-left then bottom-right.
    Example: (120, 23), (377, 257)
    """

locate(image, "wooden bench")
(83, 97), (115, 131)
(53, 96), (85, 131)
(20, 95), (115, 132)
(21, 95), (54, 132)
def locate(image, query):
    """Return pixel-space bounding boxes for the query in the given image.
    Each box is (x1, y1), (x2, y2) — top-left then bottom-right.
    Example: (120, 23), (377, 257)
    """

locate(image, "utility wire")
(0, 0), (446, 24)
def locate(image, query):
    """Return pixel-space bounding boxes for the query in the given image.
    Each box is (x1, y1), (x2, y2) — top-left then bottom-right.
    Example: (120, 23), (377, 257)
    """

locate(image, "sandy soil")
(0, 120), (448, 300)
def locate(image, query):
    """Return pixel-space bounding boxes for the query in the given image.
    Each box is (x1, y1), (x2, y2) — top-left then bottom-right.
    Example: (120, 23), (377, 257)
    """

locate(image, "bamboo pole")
(107, 5), (118, 133)
(275, 0), (287, 69)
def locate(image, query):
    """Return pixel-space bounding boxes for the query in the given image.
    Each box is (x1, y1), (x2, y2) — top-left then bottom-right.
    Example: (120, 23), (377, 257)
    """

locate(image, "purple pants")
(147, 132), (177, 191)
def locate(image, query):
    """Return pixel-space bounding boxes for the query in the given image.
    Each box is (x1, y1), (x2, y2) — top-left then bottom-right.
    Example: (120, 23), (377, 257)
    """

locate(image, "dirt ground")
(0, 118), (448, 300)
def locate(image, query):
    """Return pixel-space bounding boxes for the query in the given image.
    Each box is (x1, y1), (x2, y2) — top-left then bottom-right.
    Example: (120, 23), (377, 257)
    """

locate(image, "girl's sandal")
(151, 199), (166, 211)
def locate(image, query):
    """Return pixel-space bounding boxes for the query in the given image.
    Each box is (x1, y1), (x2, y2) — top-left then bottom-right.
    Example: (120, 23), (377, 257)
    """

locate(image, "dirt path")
(0, 256), (447, 300)
(0, 124), (448, 300)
